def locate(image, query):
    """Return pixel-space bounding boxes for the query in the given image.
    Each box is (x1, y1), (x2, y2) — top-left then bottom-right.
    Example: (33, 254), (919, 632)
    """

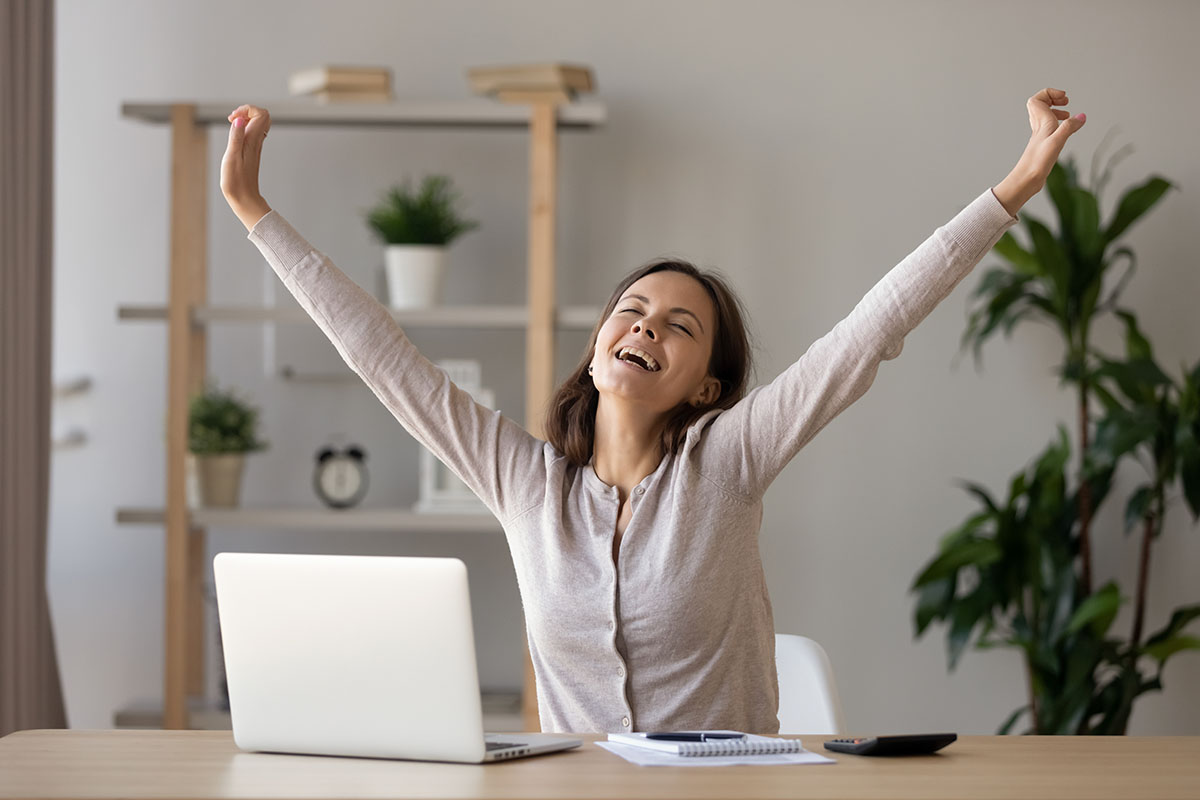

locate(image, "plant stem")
(1024, 652), (1042, 733)
(1131, 503), (1157, 647)
(1077, 377), (1094, 597)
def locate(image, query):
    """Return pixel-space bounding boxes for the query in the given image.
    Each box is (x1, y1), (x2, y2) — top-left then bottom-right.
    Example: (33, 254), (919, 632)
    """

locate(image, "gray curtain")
(1, 0), (67, 736)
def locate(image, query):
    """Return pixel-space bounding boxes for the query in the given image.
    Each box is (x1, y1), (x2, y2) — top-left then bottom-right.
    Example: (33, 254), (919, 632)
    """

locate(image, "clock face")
(315, 455), (367, 508)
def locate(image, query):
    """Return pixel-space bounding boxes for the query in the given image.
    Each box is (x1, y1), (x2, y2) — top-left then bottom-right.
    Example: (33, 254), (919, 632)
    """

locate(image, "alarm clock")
(313, 445), (369, 509)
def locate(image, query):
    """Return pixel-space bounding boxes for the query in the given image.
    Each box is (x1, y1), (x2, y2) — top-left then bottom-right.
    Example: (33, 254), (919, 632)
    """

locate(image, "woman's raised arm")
(213, 104), (547, 525)
(691, 88), (1085, 500)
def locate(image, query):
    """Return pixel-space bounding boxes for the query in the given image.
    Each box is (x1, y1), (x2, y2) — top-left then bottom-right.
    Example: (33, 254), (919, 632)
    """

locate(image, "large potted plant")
(187, 381), (268, 508)
(911, 143), (1200, 734)
(365, 174), (480, 309)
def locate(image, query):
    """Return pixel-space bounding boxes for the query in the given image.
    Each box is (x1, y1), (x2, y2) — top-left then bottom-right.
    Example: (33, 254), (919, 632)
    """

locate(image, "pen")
(645, 732), (747, 742)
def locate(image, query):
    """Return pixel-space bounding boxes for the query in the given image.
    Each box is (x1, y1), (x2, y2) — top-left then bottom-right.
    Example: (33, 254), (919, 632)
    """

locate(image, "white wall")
(51, 0), (1200, 733)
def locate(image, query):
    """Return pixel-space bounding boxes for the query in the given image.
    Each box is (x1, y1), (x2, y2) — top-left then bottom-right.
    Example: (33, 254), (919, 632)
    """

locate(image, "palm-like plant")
(960, 145), (1172, 597)
(913, 142), (1200, 734)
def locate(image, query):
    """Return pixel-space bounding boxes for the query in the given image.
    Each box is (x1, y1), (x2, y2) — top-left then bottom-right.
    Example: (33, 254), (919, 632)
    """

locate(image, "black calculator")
(823, 733), (957, 756)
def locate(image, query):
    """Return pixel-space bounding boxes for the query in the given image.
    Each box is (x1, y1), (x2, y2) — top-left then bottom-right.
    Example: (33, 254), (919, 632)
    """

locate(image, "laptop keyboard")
(485, 740), (523, 751)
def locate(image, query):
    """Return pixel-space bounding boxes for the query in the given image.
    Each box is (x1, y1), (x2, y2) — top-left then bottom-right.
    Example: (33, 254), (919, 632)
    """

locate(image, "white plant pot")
(384, 245), (446, 309)
(187, 453), (246, 508)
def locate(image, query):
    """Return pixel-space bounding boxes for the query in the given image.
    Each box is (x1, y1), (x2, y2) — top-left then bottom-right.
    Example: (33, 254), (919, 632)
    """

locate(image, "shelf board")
(117, 303), (600, 330)
(121, 99), (605, 130)
(116, 507), (503, 534)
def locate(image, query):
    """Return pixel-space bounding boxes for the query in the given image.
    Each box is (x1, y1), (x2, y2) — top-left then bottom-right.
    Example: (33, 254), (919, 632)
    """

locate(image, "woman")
(220, 88), (1085, 734)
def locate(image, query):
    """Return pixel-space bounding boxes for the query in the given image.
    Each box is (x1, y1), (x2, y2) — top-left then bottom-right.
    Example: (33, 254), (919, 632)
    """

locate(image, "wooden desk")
(1, 730), (1197, 800)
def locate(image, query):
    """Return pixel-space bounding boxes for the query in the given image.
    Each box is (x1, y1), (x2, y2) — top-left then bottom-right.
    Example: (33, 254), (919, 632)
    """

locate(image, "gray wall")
(51, 0), (1200, 733)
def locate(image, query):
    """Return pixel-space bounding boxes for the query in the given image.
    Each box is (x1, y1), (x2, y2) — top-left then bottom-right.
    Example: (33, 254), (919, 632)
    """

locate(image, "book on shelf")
(313, 89), (394, 104)
(493, 88), (573, 105)
(288, 64), (392, 96)
(467, 62), (594, 96)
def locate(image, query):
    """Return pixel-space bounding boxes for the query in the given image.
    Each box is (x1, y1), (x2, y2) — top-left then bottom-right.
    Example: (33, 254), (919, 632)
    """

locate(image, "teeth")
(617, 346), (660, 372)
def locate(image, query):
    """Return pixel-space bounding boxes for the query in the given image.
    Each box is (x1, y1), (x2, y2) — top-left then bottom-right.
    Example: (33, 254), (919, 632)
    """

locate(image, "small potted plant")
(187, 381), (268, 508)
(365, 174), (480, 309)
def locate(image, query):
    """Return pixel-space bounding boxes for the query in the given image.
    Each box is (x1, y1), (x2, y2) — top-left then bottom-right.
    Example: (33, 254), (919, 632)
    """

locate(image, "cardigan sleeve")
(247, 211), (547, 522)
(690, 187), (1019, 501)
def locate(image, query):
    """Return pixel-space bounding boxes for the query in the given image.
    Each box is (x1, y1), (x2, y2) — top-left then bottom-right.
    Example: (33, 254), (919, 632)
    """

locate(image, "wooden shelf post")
(165, 104), (208, 729)
(519, 100), (560, 732)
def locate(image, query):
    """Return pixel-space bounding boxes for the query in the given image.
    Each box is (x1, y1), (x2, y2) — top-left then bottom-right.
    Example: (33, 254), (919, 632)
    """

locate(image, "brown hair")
(544, 258), (754, 467)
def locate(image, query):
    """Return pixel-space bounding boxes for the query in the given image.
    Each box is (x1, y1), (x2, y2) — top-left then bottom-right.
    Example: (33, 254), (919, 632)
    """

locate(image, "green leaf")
(1099, 247), (1137, 309)
(993, 232), (1042, 276)
(1094, 358), (1172, 405)
(1124, 486), (1155, 534)
(914, 539), (1003, 585)
(1104, 176), (1174, 244)
(1143, 604), (1200, 649)
(1079, 278), (1103, 328)
(1026, 217), (1071, 315)
(979, 284), (1041, 342)
(1091, 407), (1156, 465)
(1034, 426), (1072, 480)
(947, 587), (992, 670)
(971, 267), (1020, 299)
(1066, 581), (1123, 637)
(1071, 187), (1104, 268)
(1114, 310), (1153, 361)
(1142, 635), (1200, 663)
(1043, 563), (1080, 643)
(956, 480), (1000, 514)
(913, 576), (954, 636)
(1092, 140), (1134, 204)
(997, 705), (1028, 735)
(1046, 164), (1077, 245)
(1090, 382), (1124, 414)
(1180, 449), (1200, 520)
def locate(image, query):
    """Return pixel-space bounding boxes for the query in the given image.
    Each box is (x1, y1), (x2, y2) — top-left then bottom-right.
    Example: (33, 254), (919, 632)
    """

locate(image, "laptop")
(212, 552), (582, 763)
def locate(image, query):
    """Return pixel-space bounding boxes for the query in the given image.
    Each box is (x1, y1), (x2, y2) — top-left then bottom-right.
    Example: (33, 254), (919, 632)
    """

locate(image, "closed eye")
(618, 308), (693, 337)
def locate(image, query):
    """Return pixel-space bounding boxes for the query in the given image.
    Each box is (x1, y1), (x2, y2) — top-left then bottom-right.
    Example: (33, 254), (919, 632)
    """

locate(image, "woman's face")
(591, 271), (720, 417)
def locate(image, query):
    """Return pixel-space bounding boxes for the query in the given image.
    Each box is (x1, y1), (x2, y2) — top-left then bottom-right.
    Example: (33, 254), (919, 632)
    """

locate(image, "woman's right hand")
(220, 104), (273, 231)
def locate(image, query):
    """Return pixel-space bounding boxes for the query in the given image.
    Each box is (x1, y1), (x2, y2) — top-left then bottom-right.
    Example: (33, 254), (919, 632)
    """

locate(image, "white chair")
(774, 633), (846, 735)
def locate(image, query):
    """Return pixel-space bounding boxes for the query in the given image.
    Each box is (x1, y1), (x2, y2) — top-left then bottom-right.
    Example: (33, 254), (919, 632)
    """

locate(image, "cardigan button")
(621, 716), (631, 728)
(634, 487), (645, 496)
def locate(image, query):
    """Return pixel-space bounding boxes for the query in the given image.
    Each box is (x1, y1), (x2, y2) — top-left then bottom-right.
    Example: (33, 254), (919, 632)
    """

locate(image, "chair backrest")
(774, 633), (846, 735)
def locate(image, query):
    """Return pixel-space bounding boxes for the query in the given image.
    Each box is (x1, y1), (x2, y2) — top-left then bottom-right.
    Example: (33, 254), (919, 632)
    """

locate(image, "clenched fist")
(220, 104), (273, 231)
(1015, 88), (1087, 185)
(992, 88), (1087, 217)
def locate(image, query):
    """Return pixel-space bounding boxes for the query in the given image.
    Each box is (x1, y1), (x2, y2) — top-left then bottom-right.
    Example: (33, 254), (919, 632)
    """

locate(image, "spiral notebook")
(607, 731), (805, 757)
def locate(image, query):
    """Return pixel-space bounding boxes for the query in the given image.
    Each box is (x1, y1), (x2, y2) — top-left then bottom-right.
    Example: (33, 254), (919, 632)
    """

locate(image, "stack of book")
(466, 62), (594, 104)
(288, 65), (393, 104)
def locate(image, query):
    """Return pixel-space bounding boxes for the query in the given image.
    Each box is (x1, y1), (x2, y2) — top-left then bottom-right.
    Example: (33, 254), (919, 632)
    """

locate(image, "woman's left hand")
(993, 88), (1086, 216)
(1014, 88), (1086, 185)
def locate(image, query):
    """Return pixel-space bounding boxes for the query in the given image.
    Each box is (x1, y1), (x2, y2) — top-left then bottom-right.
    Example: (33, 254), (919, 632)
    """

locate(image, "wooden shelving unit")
(117, 78), (604, 731)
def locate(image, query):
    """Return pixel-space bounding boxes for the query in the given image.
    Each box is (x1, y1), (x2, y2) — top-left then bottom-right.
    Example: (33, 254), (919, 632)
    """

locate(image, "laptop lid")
(213, 552), (492, 762)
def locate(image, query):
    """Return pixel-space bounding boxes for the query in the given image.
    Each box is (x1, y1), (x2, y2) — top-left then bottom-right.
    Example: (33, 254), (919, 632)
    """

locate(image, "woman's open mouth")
(615, 346), (661, 372)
